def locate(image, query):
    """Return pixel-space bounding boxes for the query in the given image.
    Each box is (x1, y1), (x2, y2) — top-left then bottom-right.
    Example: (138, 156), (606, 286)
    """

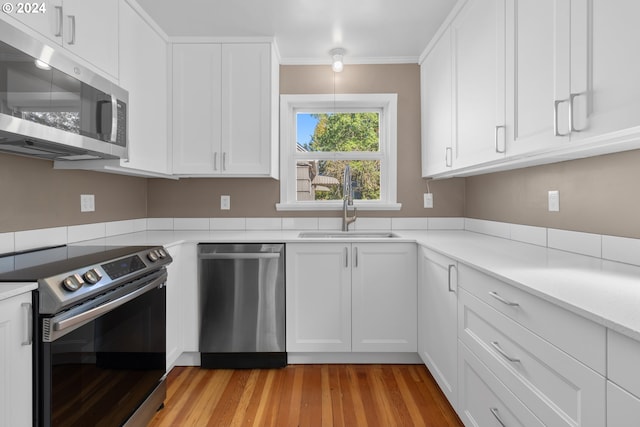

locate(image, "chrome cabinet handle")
(344, 247), (348, 268)
(223, 152), (227, 171)
(569, 92), (586, 133)
(491, 341), (520, 363)
(213, 152), (218, 171)
(553, 99), (570, 137)
(445, 147), (453, 167)
(54, 6), (63, 37)
(354, 247), (358, 268)
(21, 303), (32, 346)
(490, 408), (507, 427)
(447, 264), (456, 293)
(494, 125), (506, 153)
(67, 15), (76, 45)
(489, 291), (519, 307)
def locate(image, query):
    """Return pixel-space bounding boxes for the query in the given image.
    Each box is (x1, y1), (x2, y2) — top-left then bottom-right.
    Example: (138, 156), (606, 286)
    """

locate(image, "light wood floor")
(148, 364), (463, 427)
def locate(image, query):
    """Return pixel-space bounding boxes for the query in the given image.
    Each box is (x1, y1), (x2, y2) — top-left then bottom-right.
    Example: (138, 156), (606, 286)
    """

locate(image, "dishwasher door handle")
(199, 253), (281, 260)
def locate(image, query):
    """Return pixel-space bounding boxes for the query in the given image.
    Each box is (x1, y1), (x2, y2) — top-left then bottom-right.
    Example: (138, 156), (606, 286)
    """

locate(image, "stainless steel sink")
(298, 231), (399, 239)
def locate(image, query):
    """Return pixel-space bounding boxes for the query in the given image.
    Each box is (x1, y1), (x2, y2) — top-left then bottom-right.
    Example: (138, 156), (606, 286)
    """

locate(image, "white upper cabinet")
(421, 28), (453, 177)
(4, 0), (119, 78)
(570, 0), (640, 141)
(62, 0), (118, 78)
(172, 44), (222, 174)
(422, 0), (640, 177)
(505, 0), (565, 156)
(452, 0), (506, 168)
(118, 0), (169, 175)
(221, 44), (274, 176)
(172, 42), (278, 177)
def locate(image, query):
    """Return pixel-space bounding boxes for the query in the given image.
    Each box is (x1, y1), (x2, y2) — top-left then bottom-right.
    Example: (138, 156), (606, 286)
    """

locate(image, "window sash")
(277, 93), (400, 211)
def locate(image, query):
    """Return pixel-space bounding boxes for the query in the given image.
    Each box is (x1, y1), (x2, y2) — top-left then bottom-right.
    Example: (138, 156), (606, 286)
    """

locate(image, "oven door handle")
(50, 273), (166, 339)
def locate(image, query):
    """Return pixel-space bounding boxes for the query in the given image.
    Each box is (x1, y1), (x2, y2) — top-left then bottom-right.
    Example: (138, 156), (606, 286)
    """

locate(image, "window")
(277, 93), (400, 211)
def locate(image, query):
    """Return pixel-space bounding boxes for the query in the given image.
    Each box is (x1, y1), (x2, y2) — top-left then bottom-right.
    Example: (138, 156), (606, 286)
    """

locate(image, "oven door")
(35, 272), (166, 427)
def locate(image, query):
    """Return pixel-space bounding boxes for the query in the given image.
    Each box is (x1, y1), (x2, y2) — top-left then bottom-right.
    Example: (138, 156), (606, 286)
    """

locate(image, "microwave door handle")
(110, 94), (118, 143)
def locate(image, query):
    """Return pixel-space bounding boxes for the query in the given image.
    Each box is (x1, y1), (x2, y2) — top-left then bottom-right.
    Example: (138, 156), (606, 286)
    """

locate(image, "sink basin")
(298, 231), (399, 239)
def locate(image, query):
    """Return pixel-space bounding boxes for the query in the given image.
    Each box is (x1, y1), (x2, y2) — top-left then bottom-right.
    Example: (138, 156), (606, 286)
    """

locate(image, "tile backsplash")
(3, 216), (640, 270)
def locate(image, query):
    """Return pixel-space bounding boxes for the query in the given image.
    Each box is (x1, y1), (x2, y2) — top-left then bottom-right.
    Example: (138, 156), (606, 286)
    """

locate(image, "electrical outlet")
(220, 195), (231, 210)
(80, 194), (95, 212)
(424, 193), (434, 208)
(548, 190), (560, 212)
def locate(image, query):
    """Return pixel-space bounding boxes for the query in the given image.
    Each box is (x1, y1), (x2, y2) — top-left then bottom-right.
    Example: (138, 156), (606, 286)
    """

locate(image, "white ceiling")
(135, 0), (457, 64)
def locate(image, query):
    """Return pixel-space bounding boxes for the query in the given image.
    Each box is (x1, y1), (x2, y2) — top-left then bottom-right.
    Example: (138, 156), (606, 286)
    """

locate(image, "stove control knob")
(157, 248), (167, 259)
(62, 274), (84, 292)
(147, 251), (159, 262)
(83, 268), (102, 285)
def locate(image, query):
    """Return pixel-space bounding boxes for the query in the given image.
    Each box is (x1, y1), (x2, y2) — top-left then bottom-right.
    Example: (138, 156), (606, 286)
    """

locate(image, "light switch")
(548, 190), (560, 212)
(220, 195), (230, 210)
(81, 194), (95, 212)
(424, 193), (434, 208)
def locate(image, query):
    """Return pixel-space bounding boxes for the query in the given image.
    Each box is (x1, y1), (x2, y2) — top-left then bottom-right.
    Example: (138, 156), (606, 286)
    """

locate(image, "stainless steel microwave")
(0, 20), (128, 160)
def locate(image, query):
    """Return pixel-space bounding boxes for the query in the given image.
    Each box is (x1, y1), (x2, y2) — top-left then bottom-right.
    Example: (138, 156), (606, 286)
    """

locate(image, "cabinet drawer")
(608, 329), (640, 398)
(458, 264), (605, 373)
(608, 381), (640, 427)
(459, 289), (605, 427)
(458, 342), (544, 427)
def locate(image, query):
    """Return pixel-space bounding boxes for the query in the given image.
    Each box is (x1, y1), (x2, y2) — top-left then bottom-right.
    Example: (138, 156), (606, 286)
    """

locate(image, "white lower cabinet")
(165, 242), (198, 367)
(286, 242), (416, 353)
(607, 329), (640, 424)
(418, 247), (458, 408)
(608, 381), (640, 427)
(458, 288), (605, 427)
(459, 342), (544, 427)
(165, 243), (182, 370)
(0, 292), (32, 427)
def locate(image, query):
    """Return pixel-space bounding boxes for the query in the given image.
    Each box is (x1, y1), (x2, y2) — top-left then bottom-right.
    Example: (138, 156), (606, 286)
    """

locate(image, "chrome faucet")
(342, 164), (357, 231)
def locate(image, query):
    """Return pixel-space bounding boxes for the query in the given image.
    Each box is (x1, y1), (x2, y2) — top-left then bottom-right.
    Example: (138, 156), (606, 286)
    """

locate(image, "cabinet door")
(608, 381), (640, 427)
(180, 243), (199, 352)
(351, 243), (416, 352)
(62, 0), (119, 78)
(119, 0), (169, 174)
(506, 0), (570, 156)
(286, 243), (351, 352)
(165, 243), (182, 370)
(2, 0), (62, 44)
(418, 248), (458, 407)
(172, 44), (222, 174)
(459, 342), (545, 427)
(452, 0), (506, 167)
(0, 293), (32, 427)
(570, 0), (640, 140)
(220, 44), (272, 175)
(421, 28), (453, 177)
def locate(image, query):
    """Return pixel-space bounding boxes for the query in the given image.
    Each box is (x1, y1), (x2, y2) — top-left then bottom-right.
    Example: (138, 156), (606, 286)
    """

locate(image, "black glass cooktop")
(0, 245), (155, 281)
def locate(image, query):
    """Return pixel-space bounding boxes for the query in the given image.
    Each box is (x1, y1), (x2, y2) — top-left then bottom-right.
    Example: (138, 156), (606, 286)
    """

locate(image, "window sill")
(275, 202), (402, 211)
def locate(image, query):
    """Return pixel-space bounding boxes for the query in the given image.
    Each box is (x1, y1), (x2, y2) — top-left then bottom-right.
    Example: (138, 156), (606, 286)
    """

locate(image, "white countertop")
(0, 282), (37, 302)
(75, 228), (640, 342)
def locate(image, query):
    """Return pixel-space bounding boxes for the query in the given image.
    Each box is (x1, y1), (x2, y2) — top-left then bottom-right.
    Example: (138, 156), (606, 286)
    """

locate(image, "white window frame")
(276, 93), (400, 211)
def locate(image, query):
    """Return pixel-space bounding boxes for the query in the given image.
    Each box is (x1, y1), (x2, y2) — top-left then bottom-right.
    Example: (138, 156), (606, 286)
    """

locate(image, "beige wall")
(465, 149), (640, 238)
(147, 64), (466, 218)
(0, 154), (147, 232)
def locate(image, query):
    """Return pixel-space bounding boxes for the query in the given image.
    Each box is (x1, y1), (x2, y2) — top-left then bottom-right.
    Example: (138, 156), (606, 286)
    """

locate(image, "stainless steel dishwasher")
(198, 243), (286, 368)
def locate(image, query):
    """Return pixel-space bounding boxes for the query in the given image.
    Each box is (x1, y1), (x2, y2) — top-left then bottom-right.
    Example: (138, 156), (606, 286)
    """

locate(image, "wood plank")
(148, 365), (463, 427)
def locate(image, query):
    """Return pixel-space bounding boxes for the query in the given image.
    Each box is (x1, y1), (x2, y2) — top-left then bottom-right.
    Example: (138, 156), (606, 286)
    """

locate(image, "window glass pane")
(296, 112), (379, 152)
(295, 160), (380, 201)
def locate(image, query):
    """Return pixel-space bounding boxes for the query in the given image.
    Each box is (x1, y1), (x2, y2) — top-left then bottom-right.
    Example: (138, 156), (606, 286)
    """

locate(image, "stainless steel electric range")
(0, 244), (172, 427)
